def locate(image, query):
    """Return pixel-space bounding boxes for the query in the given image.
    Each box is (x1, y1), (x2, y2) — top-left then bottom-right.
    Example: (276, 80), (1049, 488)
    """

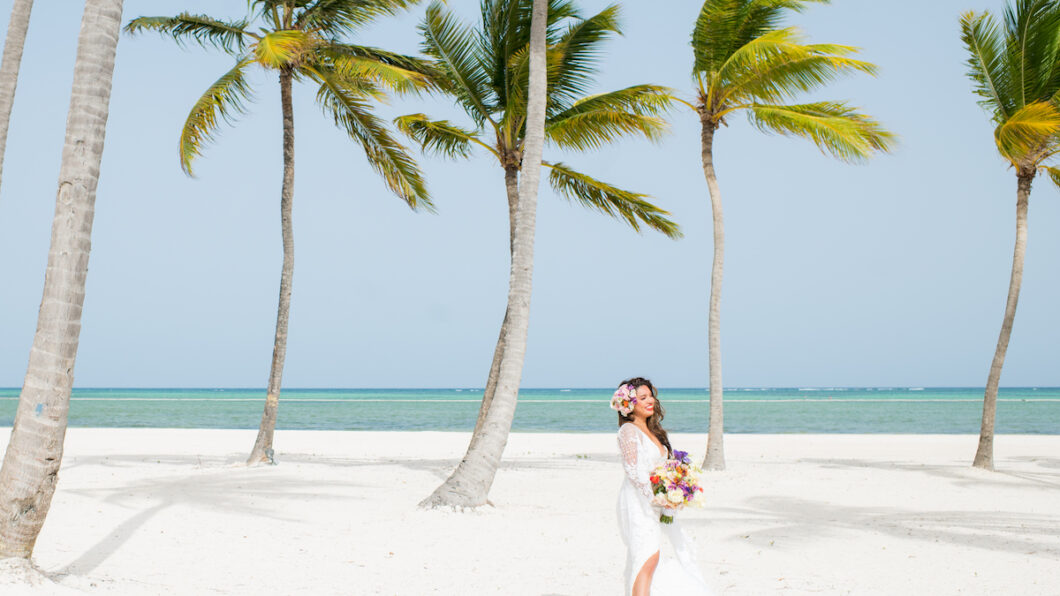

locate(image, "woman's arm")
(618, 426), (653, 500)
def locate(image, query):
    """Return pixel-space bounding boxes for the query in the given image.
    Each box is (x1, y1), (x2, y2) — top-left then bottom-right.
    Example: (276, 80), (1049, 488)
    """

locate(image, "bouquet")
(610, 384), (637, 416)
(649, 450), (706, 524)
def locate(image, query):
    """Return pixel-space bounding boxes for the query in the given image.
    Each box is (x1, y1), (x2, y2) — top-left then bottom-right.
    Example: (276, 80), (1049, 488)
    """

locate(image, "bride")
(614, 377), (713, 595)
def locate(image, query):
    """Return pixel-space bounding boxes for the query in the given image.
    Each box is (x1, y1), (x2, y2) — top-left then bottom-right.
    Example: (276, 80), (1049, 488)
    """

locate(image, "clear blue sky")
(0, 0), (1056, 388)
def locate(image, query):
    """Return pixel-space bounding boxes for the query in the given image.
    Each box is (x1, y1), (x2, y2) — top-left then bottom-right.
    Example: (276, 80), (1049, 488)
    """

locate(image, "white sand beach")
(0, 429), (1057, 595)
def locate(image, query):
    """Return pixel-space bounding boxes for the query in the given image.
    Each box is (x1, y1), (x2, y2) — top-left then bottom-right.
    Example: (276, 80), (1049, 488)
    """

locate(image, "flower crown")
(610, 384), (637, 416)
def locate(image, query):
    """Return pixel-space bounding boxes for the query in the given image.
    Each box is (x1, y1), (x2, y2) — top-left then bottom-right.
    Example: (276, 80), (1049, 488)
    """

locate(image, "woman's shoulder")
(617, 422), (639, 438)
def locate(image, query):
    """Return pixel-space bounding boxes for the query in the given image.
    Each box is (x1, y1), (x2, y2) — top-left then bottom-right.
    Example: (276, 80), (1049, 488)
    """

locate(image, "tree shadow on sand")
(52, 448), (599, 576)
(688, 494), (1060, 560)
(51, 454), (367, 578)
(278, 452), (619, 482)
(799, 456), (1060, 490)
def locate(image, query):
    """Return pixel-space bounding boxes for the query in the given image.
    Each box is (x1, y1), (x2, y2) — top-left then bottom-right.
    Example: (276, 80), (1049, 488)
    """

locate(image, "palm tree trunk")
(471, 167), (519, 437)
(248, 68), (296, 465)
(421, 0), (548, 508)
(973, 172), (1031, 471)
(700, 117), (725, 471)
(472, 307), (508, 436)
(0, 0), (33, 195)
(0, 0), (123, 558)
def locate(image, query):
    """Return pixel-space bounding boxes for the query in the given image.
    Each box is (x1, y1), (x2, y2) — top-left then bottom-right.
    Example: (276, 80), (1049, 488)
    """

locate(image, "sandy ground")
(0, 429), (1057, 595)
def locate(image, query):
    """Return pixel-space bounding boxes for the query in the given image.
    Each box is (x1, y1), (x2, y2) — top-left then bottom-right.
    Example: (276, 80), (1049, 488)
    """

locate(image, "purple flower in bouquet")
(649, 452), (706, 524)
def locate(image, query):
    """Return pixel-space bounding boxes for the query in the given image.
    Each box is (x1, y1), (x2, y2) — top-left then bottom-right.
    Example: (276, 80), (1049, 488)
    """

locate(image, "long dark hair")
(617, 377), (672, 457)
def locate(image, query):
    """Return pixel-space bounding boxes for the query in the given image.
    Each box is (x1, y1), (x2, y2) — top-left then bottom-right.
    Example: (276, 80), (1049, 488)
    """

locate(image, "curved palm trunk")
(472, 307), (507, 436)
(700, 117), (725, 471)
(0, 0), (123, 558)
(421, 0), (547, 508)
(471, 167), (519, 437)
(0, 0), (33, 195)
(248, 68), (295, 465)
(973, 172), (1031, 471)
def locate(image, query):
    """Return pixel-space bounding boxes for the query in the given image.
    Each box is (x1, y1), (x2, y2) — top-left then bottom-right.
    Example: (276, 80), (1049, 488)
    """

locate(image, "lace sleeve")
(618, 425), (653, 500)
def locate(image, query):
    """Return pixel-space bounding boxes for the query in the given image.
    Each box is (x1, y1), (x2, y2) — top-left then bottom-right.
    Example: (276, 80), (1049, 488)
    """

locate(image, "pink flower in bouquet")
(610, 384), (637, 415)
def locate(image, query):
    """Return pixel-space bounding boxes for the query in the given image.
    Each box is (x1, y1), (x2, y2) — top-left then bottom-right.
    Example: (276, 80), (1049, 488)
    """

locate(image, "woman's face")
(631, 385), (655, 420)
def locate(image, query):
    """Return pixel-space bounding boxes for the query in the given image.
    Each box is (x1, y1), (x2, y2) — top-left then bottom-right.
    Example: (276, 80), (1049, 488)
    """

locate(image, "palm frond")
(254, 30), (314, 69)
(394, 113), (486, 159)
(1045, 165), (1060, 188)
(420, 2), (496, 126)
(546, 3), (621, 114)
(248, 0), (285, 29)
(1002, 0), (1060, 107)
(249, 0), (285, 8)
(545, 85), (674, 150)
(482, 0), (528, 113)
(179, 58), (256, 175)
(961, 10), (1016, 122)
(546, 162), (682, 238)
(313, 62), (388, 101)
(307, 65), (433, 210)
(545, 0), (581, 23)
(124, 13), (253, 54)
(693, 0), (748, 76)
(295, 0), (420, 36)
(752, 1), (828, 14)
(994, 100), (1060, 161)
(318, 43), (440, 77)
(481, 0), (580, 62)
(715, 28), (876, 105)
(748, 101), (896, 163)
(318, 44), (438, 95)
(502, 2), (621, 125)
(481, 0), (580, 113)
(692, 0), (826, 76)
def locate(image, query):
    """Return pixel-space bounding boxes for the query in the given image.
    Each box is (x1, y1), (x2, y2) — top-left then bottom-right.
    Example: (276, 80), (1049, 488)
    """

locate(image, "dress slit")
(629, 549), (661, 595)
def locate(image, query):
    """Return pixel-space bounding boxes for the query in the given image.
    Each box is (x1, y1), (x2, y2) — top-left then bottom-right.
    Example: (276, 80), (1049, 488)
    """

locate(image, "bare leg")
(631, 551), (660, 596)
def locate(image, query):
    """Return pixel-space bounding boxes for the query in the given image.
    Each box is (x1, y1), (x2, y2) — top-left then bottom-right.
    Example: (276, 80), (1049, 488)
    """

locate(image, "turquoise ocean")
(0, 387), (1057, 433)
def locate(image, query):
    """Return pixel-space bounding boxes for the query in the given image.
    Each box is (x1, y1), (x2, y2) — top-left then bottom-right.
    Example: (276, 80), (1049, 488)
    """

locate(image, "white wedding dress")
(617, 423), (714, 595)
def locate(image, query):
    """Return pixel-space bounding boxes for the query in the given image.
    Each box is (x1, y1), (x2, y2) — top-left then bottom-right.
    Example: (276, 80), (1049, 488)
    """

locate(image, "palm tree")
(0, 0), (34, 195)
(0, 0), (124, 558)
(961, 0), (1060, 471)
(687, 0), (894, 470)
(125, 0), (434, 465)
(460, 0), (545, 507)
(404, 0), (681, 508)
